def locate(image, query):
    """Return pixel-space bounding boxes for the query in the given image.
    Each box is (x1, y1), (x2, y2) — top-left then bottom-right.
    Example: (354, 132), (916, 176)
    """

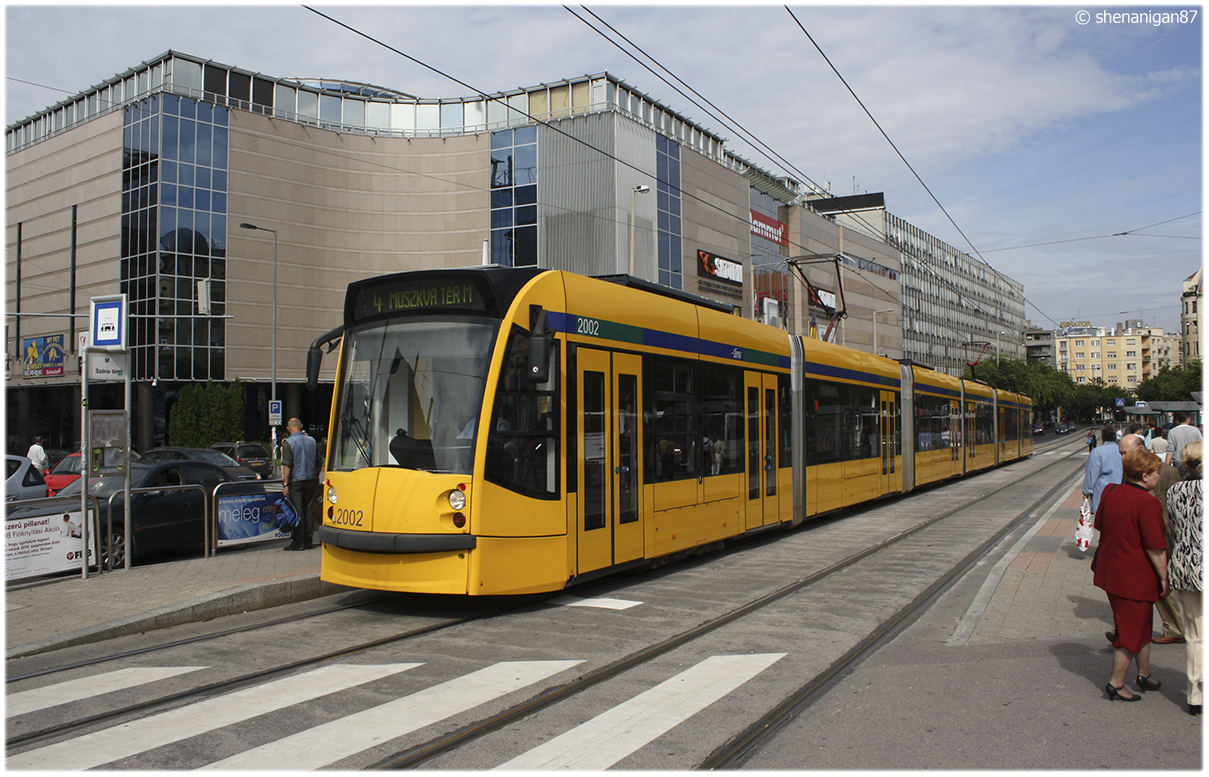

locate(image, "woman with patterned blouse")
(1168, 439), (1203, 716)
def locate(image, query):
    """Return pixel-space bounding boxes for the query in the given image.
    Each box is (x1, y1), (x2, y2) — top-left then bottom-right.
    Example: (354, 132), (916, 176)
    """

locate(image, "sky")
(4, 2), (1203, 342)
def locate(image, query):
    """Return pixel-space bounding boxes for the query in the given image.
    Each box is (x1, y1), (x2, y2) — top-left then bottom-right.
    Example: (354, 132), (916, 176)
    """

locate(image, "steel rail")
(372, 444), (1084, 769)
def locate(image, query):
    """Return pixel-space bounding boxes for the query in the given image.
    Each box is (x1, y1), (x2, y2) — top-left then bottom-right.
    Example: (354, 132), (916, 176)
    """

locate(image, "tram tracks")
(7, 437), (1086, 765)
(373, 444), (1087, 769)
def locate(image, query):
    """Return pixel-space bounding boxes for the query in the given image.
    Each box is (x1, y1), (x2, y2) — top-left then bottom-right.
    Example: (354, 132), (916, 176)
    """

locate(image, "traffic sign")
(90, 295), (126, 350)
(269, 400), (283, 426)
(1115, 398), (1125, 408)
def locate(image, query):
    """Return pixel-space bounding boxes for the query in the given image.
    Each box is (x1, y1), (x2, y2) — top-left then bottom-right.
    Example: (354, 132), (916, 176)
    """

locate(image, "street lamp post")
(872, 308), (895, 357)
(239, 223), (277, 405)
(629, 185), (650, 277)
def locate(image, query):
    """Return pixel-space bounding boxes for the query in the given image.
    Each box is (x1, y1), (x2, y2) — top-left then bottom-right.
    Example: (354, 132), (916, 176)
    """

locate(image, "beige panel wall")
(225, 110), (491, 384)
(680, 147), (747, 310)
(5, 112), (124, 386)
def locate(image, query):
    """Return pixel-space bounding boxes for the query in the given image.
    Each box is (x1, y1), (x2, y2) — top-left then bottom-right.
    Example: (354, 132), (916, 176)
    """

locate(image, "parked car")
(54, 460), (262, 566)
(43, 448), (71, 472)
(211, 442), (274, 479)
(141, 447), (260, 481)
(1032, 423), (1045, 436)
(45, 451), (83, 496)
(1055, 422), (1073, 435)
(6, 455), (48, 502)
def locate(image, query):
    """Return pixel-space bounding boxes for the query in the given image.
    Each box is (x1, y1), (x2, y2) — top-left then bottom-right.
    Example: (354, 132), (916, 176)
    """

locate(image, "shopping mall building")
(6, 50), (1021, 452)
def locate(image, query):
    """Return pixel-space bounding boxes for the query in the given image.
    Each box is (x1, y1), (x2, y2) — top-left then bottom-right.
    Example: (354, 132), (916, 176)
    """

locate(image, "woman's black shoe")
(1136, 674), (1161, 691)
(1106, 683), (1140, 702)
(1190, 704), (1203, 715)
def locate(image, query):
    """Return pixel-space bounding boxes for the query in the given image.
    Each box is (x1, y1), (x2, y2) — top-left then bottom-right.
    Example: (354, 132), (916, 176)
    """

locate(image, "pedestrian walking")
(25, 435), (48, 473)
(1166, 412), (1203, 477)
(1083, 425), (1122, 513)
(1086, 429), (1097, 454)
(1167, 440), (1203, 715)
(1093, 447), (1168, 701)
(281, 417), (319, 551)
(1149, 427), (1169, 459)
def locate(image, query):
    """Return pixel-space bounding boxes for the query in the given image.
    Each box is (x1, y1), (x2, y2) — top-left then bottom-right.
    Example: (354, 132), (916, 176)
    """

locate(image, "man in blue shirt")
(1082, 424), (1122, 512)
(281, 417), (319, 551)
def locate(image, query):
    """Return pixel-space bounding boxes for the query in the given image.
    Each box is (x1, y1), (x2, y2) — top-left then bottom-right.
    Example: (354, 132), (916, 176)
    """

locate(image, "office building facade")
(8, 50), (907, 451)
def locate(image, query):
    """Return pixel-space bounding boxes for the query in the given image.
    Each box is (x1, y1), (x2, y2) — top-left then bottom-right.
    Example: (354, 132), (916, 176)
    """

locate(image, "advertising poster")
(5, 508), (97, 581)
(22, 334), (66, 378)
(216, 491), (299, 547)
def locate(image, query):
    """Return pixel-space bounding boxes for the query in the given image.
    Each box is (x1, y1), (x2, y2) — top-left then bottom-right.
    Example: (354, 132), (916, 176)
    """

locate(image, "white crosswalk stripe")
(6, 663), (420, 770)
(496, 653), (786, 771)
(203, 660), (583, 770)
(550, 595), (643, 610)
(7, 666), (206, 717)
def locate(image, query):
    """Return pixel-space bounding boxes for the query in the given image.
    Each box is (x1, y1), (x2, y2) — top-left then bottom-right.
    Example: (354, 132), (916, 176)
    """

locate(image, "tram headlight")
(448, 489), (466, 511)
(327, 485), (338, 505)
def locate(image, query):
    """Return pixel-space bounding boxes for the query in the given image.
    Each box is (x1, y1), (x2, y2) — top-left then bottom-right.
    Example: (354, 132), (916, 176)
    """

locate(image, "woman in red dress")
(1093, 447), (1168, 701)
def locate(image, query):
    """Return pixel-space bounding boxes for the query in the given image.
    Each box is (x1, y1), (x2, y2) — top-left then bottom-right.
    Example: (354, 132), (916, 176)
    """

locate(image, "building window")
(1091, 352), (1099, 359)
(122, 93), (229, 385)
(1126, 350), (1136, 357)
(489, 125), (538, 267)
(1075, 340), (1084, 347)
(656, 134), (682, 290)
(1075, 352), (1085, 359)
(751, 190), (788, 326)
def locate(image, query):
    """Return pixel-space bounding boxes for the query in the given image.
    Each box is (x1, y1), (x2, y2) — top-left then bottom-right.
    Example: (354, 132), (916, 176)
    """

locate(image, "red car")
(44, 452), (81, 496)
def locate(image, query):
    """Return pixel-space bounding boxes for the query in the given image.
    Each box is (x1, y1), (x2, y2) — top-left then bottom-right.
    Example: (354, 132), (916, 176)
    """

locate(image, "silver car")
(6, 455), (49, 502)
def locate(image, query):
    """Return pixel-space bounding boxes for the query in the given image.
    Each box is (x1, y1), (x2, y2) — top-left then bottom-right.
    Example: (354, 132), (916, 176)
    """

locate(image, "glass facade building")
(655, 135), (682, 289)
(123, 93), (230, 383)
(490, 126), (538, 267)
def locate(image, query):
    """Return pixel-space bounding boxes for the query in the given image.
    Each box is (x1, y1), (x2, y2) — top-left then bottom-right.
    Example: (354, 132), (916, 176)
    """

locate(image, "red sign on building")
(750, 210), (788, 247)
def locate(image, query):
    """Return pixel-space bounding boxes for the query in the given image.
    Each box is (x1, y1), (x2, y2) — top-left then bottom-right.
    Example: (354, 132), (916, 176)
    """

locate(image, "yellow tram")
(308, 267), (1033, 595)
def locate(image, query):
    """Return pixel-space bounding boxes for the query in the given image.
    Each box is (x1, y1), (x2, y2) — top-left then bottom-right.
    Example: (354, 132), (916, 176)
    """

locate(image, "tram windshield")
(331, 318), (498, 474)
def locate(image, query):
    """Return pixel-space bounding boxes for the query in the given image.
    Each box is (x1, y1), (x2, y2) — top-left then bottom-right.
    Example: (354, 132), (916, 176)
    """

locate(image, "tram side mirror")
(528, 308), (552, 384)
(306, 326), (344, 392)
(306, 346), (323, 391)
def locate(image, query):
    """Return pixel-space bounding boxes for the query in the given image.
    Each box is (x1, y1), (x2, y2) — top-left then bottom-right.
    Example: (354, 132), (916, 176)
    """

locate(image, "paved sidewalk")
(5, 541), (340, 659)
(956, 477), (1112, 644)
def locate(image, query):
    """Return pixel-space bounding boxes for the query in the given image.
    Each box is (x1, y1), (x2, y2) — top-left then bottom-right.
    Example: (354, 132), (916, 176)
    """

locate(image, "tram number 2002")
(576, 317), (601, 336)
(330, 508), (364, 527)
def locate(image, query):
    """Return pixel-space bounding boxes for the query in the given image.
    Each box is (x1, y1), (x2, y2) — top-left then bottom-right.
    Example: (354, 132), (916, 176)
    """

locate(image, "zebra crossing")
(7, 653), (784, 770)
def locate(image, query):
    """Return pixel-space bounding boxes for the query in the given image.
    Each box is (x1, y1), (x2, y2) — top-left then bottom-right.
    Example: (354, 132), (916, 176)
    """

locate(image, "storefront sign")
(5, 508), (97, 581)
(750, 210), (788, 247)
(22, 334), (66, 378)
(216, 491), (299, 547)
(697, 250), (743, 286)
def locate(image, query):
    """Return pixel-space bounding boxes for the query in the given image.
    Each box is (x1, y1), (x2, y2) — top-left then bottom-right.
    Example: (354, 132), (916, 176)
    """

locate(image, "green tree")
(167, 380), (244, 446)
(1135, 360), (1203, 402)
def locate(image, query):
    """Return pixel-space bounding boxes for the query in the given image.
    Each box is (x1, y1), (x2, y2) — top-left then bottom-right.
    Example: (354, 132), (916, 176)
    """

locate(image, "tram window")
(805, 379), (843, 466)
(485, 327), (560, 499)
(778, 374), (792, 469)
(915, 395), (951, 451)
(331, 319), (496, 474)
(646, 356), (698, 483)
(700, 362), (743, 476)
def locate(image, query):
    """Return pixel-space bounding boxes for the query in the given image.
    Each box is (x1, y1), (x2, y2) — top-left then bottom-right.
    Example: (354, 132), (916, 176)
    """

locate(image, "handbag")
(1075, 496), (1094, 552)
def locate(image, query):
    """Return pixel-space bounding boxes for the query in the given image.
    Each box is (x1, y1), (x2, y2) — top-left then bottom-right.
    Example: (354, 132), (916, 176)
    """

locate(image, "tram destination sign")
(351, 276), (488, 321)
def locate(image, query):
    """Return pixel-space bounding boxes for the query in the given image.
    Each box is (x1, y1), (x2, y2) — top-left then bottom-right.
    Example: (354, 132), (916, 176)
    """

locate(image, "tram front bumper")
(316, 526), (476, 553)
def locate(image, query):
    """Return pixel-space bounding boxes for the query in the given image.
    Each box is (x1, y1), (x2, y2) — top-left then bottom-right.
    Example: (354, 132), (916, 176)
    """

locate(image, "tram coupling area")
(5, 435), (1200, 770)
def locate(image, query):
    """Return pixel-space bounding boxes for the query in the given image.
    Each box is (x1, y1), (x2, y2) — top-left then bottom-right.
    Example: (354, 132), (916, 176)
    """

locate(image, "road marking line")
(496, 653), (786, 771)
(6, 663), (420, 770)
(7, 666), (207, 717)
(550, 595), (643, 610)
(203, 660), (583, 770)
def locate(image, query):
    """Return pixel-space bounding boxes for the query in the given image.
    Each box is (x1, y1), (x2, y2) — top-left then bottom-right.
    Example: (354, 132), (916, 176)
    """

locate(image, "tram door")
(879, 390), (897, 493)
(577, 349), (644, 575)
(745, 372), (780, 529)
(964, 400), (976, 473)
(949, 400), (961, 469)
